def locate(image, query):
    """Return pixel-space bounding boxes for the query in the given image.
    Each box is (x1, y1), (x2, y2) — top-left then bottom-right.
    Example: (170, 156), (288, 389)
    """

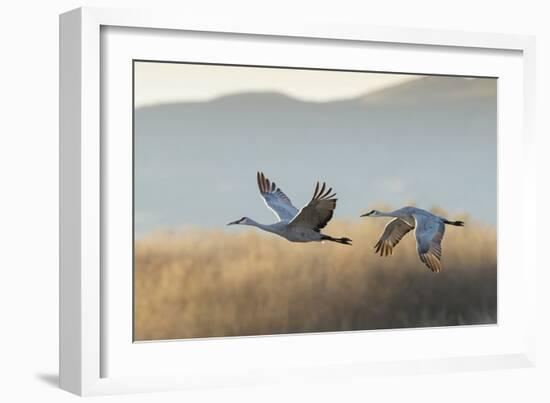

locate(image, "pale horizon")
(134, 61), (419, 108)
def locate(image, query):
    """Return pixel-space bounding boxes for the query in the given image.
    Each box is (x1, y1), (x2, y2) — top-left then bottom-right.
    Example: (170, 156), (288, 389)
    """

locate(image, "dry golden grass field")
(134, 212), (496, 341)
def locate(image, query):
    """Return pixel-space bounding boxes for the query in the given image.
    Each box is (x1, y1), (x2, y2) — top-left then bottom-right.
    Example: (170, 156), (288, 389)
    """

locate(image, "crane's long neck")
(245, 219), (277, 233)
(376, 210), (401, 218)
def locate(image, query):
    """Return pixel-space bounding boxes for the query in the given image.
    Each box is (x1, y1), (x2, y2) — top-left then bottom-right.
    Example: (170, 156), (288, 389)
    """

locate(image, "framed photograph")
(60, 7), (537, 396)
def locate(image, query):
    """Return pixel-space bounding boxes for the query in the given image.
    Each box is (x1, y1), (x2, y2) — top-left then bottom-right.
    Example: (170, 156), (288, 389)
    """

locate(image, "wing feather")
(257, 172), (299, 222)
(374, 218), (414, 257)
(414, 216), (445, 273)
(289, 181), (338, 231)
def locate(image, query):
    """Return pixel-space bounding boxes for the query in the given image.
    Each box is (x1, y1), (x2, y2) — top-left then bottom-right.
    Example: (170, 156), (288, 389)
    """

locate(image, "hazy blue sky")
(134, 62), (496, 236)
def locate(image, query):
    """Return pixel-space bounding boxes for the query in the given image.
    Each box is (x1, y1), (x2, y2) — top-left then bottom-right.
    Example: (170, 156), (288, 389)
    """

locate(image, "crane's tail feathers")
(444, 219), (465, 226)
(322, 235), (353, 245)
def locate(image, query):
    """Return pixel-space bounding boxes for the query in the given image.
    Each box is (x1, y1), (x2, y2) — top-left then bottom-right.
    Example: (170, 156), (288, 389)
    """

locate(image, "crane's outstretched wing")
(374, 218), (414, 257)
(289, 182), (337, 231)
(414, 216), (445, 273)
(257, 172), (299, 222)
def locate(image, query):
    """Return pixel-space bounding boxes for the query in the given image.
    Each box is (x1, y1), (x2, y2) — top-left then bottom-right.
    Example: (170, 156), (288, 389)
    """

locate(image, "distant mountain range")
(134, 76), (496, 236)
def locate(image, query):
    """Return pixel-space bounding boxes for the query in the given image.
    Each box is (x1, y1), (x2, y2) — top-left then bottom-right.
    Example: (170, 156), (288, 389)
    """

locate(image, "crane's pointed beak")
(227, 219), (240, 226)
(360, 210), (374, 217)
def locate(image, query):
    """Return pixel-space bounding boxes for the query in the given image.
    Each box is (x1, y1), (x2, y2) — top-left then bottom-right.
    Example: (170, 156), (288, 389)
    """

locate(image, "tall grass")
(134, 214), (496, 341)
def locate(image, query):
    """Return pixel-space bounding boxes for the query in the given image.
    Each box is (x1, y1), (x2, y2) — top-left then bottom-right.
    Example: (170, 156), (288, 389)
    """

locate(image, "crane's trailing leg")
(443, 219), (465, 226)
(321, 235), (353, 245)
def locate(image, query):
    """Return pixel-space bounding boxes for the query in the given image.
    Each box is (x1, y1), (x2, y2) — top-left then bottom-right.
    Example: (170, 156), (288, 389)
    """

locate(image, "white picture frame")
(59, 6), (537, 396)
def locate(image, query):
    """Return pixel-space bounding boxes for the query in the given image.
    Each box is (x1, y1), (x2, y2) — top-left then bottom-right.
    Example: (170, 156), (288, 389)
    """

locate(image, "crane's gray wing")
(257, 172), (299, 222)
(414, 217), (445, 273)
(374, 218), (414, 257)
(289, 182), (337, 231)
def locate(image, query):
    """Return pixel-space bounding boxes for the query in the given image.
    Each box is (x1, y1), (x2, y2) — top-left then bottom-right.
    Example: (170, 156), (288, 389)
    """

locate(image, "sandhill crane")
(228, 172), (352, 245)
(360, 207), (464, 272)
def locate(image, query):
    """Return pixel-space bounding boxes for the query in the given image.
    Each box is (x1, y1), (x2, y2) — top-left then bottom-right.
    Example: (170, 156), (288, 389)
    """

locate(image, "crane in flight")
(360, 206), (464, 272)
(228, 172), (352, 245)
